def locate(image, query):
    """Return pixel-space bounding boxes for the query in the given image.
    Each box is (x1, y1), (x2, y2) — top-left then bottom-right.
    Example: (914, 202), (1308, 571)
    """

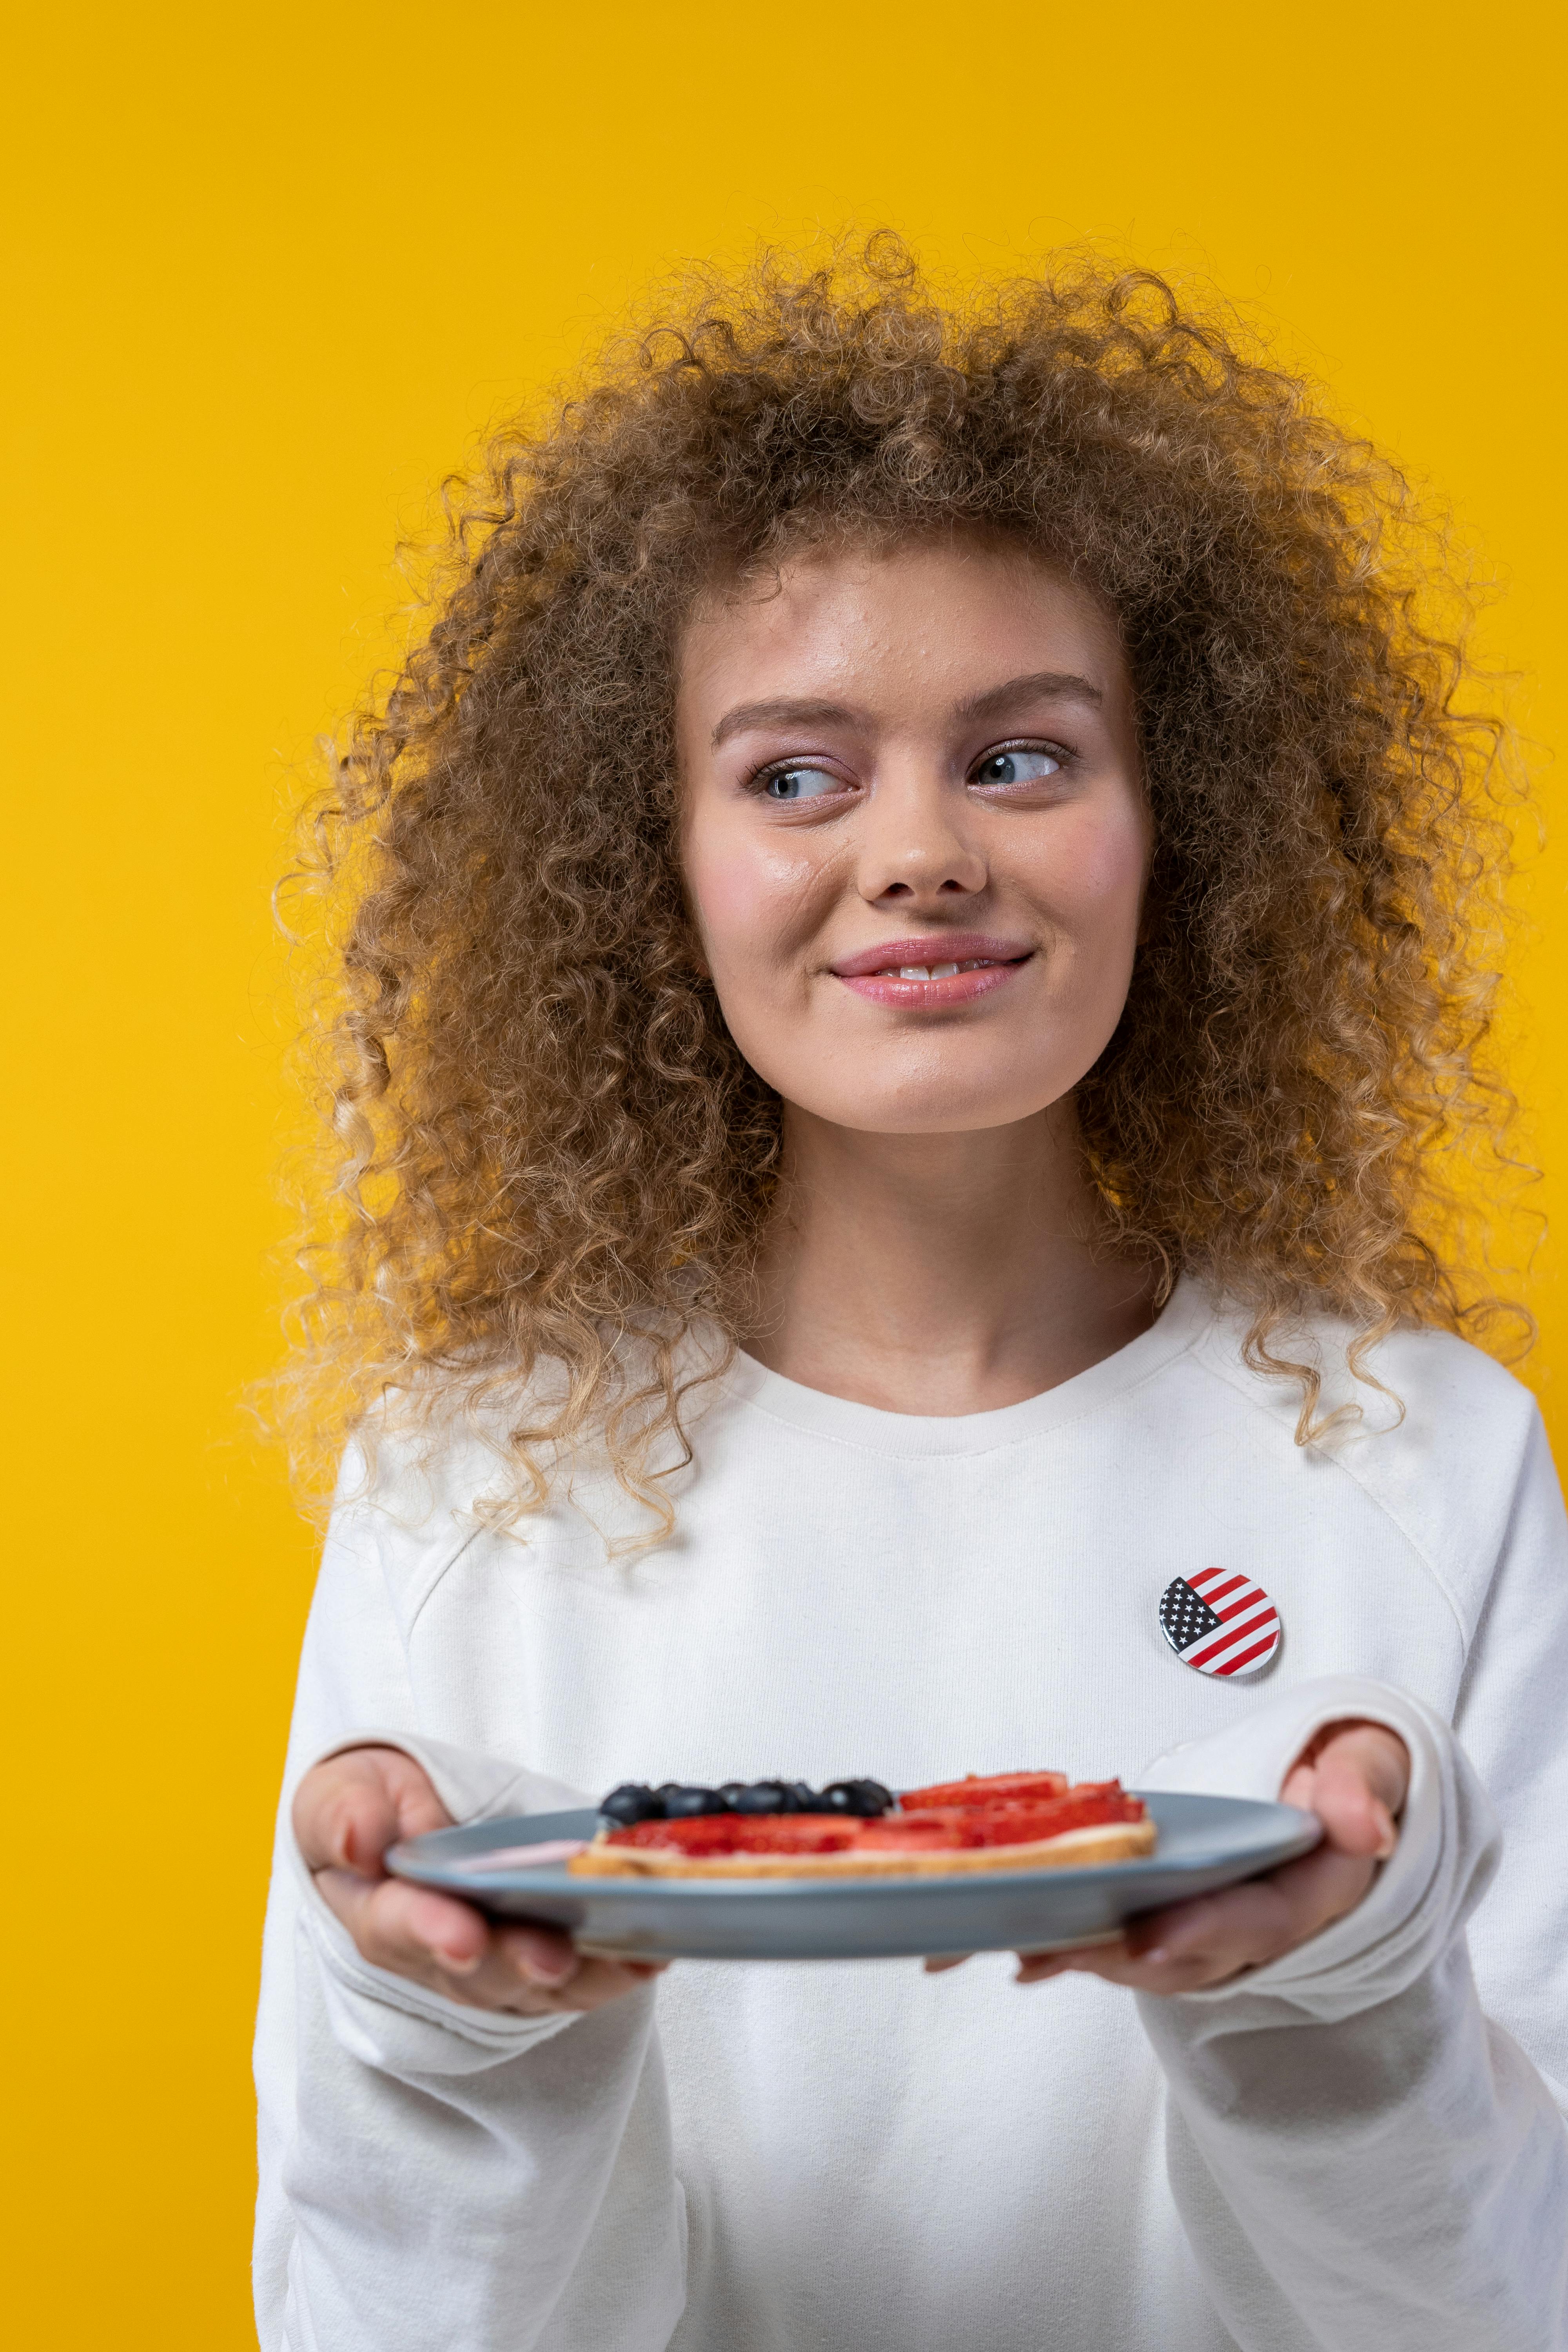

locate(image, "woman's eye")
(972, 748), (1063, 787)
(761, 766), (844, 802)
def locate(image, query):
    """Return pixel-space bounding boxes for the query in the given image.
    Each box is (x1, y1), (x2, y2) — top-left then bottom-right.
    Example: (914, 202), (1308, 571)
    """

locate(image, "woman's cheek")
(1057, 796), (1149, 902)
(1027, 806), (1149, 954)
(686, 828), (832, 991)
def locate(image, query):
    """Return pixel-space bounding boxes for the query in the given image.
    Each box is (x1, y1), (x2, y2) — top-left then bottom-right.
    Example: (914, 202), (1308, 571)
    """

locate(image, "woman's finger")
(1017, 1724), (1410, 1996)
(293, 1746), (452, 1875)
(296, 1748), (672, 2013)
(319, 1878), (564, 2002)
(1281, 1720), (1408, 1857)
(1304, 1733), (1405, 1860)
(1017, 1841), (1379, 1992)
(316, 1867), (492, 1974)
(501, 1951), (670, 2014)
(1139, 1840), (1374, 1972)
(295, 1760), (395, 1875)
(312, 1869), (669, 2013)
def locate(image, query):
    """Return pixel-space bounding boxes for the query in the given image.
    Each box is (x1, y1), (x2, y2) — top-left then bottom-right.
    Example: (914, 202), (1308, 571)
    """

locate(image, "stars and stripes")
(1158, 1567), (1281, 1678)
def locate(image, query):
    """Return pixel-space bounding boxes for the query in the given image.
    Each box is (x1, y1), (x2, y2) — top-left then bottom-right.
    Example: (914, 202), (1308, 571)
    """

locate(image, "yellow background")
(6, 3), (1564, 2339)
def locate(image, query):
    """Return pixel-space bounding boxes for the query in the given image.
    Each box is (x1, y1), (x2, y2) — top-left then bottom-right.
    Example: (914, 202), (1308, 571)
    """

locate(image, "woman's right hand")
(292, 1745), (664, 2014)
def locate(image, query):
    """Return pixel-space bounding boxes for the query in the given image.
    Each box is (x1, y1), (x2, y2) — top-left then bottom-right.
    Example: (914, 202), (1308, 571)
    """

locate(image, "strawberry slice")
(900, 1769), (1070, 1809)
(858, 1788), (1145, 1852)
(850, 1811), (975, 1852)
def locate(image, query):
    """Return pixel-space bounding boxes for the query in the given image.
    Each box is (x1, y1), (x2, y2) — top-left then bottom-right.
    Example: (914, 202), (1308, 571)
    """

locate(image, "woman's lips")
(830, 936), (1034, 1009)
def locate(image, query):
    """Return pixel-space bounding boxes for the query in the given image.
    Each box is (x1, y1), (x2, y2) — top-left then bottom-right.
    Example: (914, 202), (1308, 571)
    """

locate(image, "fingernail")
(520, 1956), (573, 1987)
(434, 1945), (482, 1975)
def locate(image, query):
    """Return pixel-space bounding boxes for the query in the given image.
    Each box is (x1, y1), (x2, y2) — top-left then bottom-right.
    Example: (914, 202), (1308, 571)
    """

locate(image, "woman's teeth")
(889, 959), (995, 980)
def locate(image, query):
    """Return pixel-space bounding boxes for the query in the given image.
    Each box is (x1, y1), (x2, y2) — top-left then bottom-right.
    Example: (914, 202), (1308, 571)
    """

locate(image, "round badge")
(1159, 1568), (1281, 1678)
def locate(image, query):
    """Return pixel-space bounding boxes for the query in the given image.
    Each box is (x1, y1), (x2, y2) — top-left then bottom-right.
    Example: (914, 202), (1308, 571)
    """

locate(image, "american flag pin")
(1159, 1568), (1281, 1678)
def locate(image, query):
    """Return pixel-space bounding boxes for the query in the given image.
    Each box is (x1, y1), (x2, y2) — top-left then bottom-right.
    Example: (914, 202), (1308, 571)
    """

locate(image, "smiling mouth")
(871, 956), (1013, 980)
(829, 939), (1034, 1006)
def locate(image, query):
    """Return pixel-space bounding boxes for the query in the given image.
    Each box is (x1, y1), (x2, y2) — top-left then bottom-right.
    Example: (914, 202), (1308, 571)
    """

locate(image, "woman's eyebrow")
(710, 697), (863, 750)
(955, 671), (1104, 724)
(709, 671), (1102, 752)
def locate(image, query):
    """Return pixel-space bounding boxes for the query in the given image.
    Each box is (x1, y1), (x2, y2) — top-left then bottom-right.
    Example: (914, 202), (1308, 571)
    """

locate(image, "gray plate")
(387, 1792), (1320, 1962)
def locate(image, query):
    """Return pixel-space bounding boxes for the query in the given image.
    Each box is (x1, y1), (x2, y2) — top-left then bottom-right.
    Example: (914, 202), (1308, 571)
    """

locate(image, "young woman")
(256, 247), (1568, 2351)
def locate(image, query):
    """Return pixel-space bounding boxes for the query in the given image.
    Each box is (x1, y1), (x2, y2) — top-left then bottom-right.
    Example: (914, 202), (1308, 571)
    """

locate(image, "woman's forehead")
(677, 534), (1127, 721)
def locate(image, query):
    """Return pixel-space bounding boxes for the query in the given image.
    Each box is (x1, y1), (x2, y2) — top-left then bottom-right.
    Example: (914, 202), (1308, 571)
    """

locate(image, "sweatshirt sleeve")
(1133, 1411), (1568, 2351)
(252, 1442), (687, 2352)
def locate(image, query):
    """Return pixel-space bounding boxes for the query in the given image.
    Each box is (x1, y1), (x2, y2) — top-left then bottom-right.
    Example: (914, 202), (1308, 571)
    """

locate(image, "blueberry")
(819, 1778), (895, 1818)
(733, 1778), (789, 1816)
(600, 1783), (665, 1825)
(730, 1780), (797, 1814)
(661, 1785), (731, 1818)
(607, 1777), (891, 1822)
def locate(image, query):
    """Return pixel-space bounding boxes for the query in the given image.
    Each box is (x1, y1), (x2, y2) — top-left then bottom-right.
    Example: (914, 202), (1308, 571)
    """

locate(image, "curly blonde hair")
(275, 235), (1524, 1524)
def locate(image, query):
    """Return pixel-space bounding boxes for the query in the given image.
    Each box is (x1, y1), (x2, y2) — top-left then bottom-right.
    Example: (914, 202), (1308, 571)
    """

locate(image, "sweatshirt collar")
(719, 1275), (1216, 1459)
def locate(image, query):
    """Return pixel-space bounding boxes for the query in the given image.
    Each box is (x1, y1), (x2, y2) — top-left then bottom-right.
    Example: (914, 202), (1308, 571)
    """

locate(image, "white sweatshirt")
(254, 1280), (1568, 2351)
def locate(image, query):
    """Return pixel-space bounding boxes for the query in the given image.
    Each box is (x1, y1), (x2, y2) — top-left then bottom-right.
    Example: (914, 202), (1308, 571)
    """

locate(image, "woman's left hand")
(933, 1718), (1409, 1996)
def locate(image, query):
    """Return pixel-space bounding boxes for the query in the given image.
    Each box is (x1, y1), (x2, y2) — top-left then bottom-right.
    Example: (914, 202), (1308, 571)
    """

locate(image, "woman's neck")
(741, 1104), (1160, 1415)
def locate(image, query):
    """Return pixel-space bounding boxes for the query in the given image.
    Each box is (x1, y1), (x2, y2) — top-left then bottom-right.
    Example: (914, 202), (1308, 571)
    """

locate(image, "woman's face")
(676, 534), (1149, 1137)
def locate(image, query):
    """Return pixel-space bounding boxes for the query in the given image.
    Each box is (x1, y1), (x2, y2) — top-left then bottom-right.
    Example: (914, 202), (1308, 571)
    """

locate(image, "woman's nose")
(856, 770), (988, 904)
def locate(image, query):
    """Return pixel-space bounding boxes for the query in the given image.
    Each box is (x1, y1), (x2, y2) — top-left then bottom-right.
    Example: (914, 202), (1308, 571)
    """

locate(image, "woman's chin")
(784, 1084), (1073, 1141)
